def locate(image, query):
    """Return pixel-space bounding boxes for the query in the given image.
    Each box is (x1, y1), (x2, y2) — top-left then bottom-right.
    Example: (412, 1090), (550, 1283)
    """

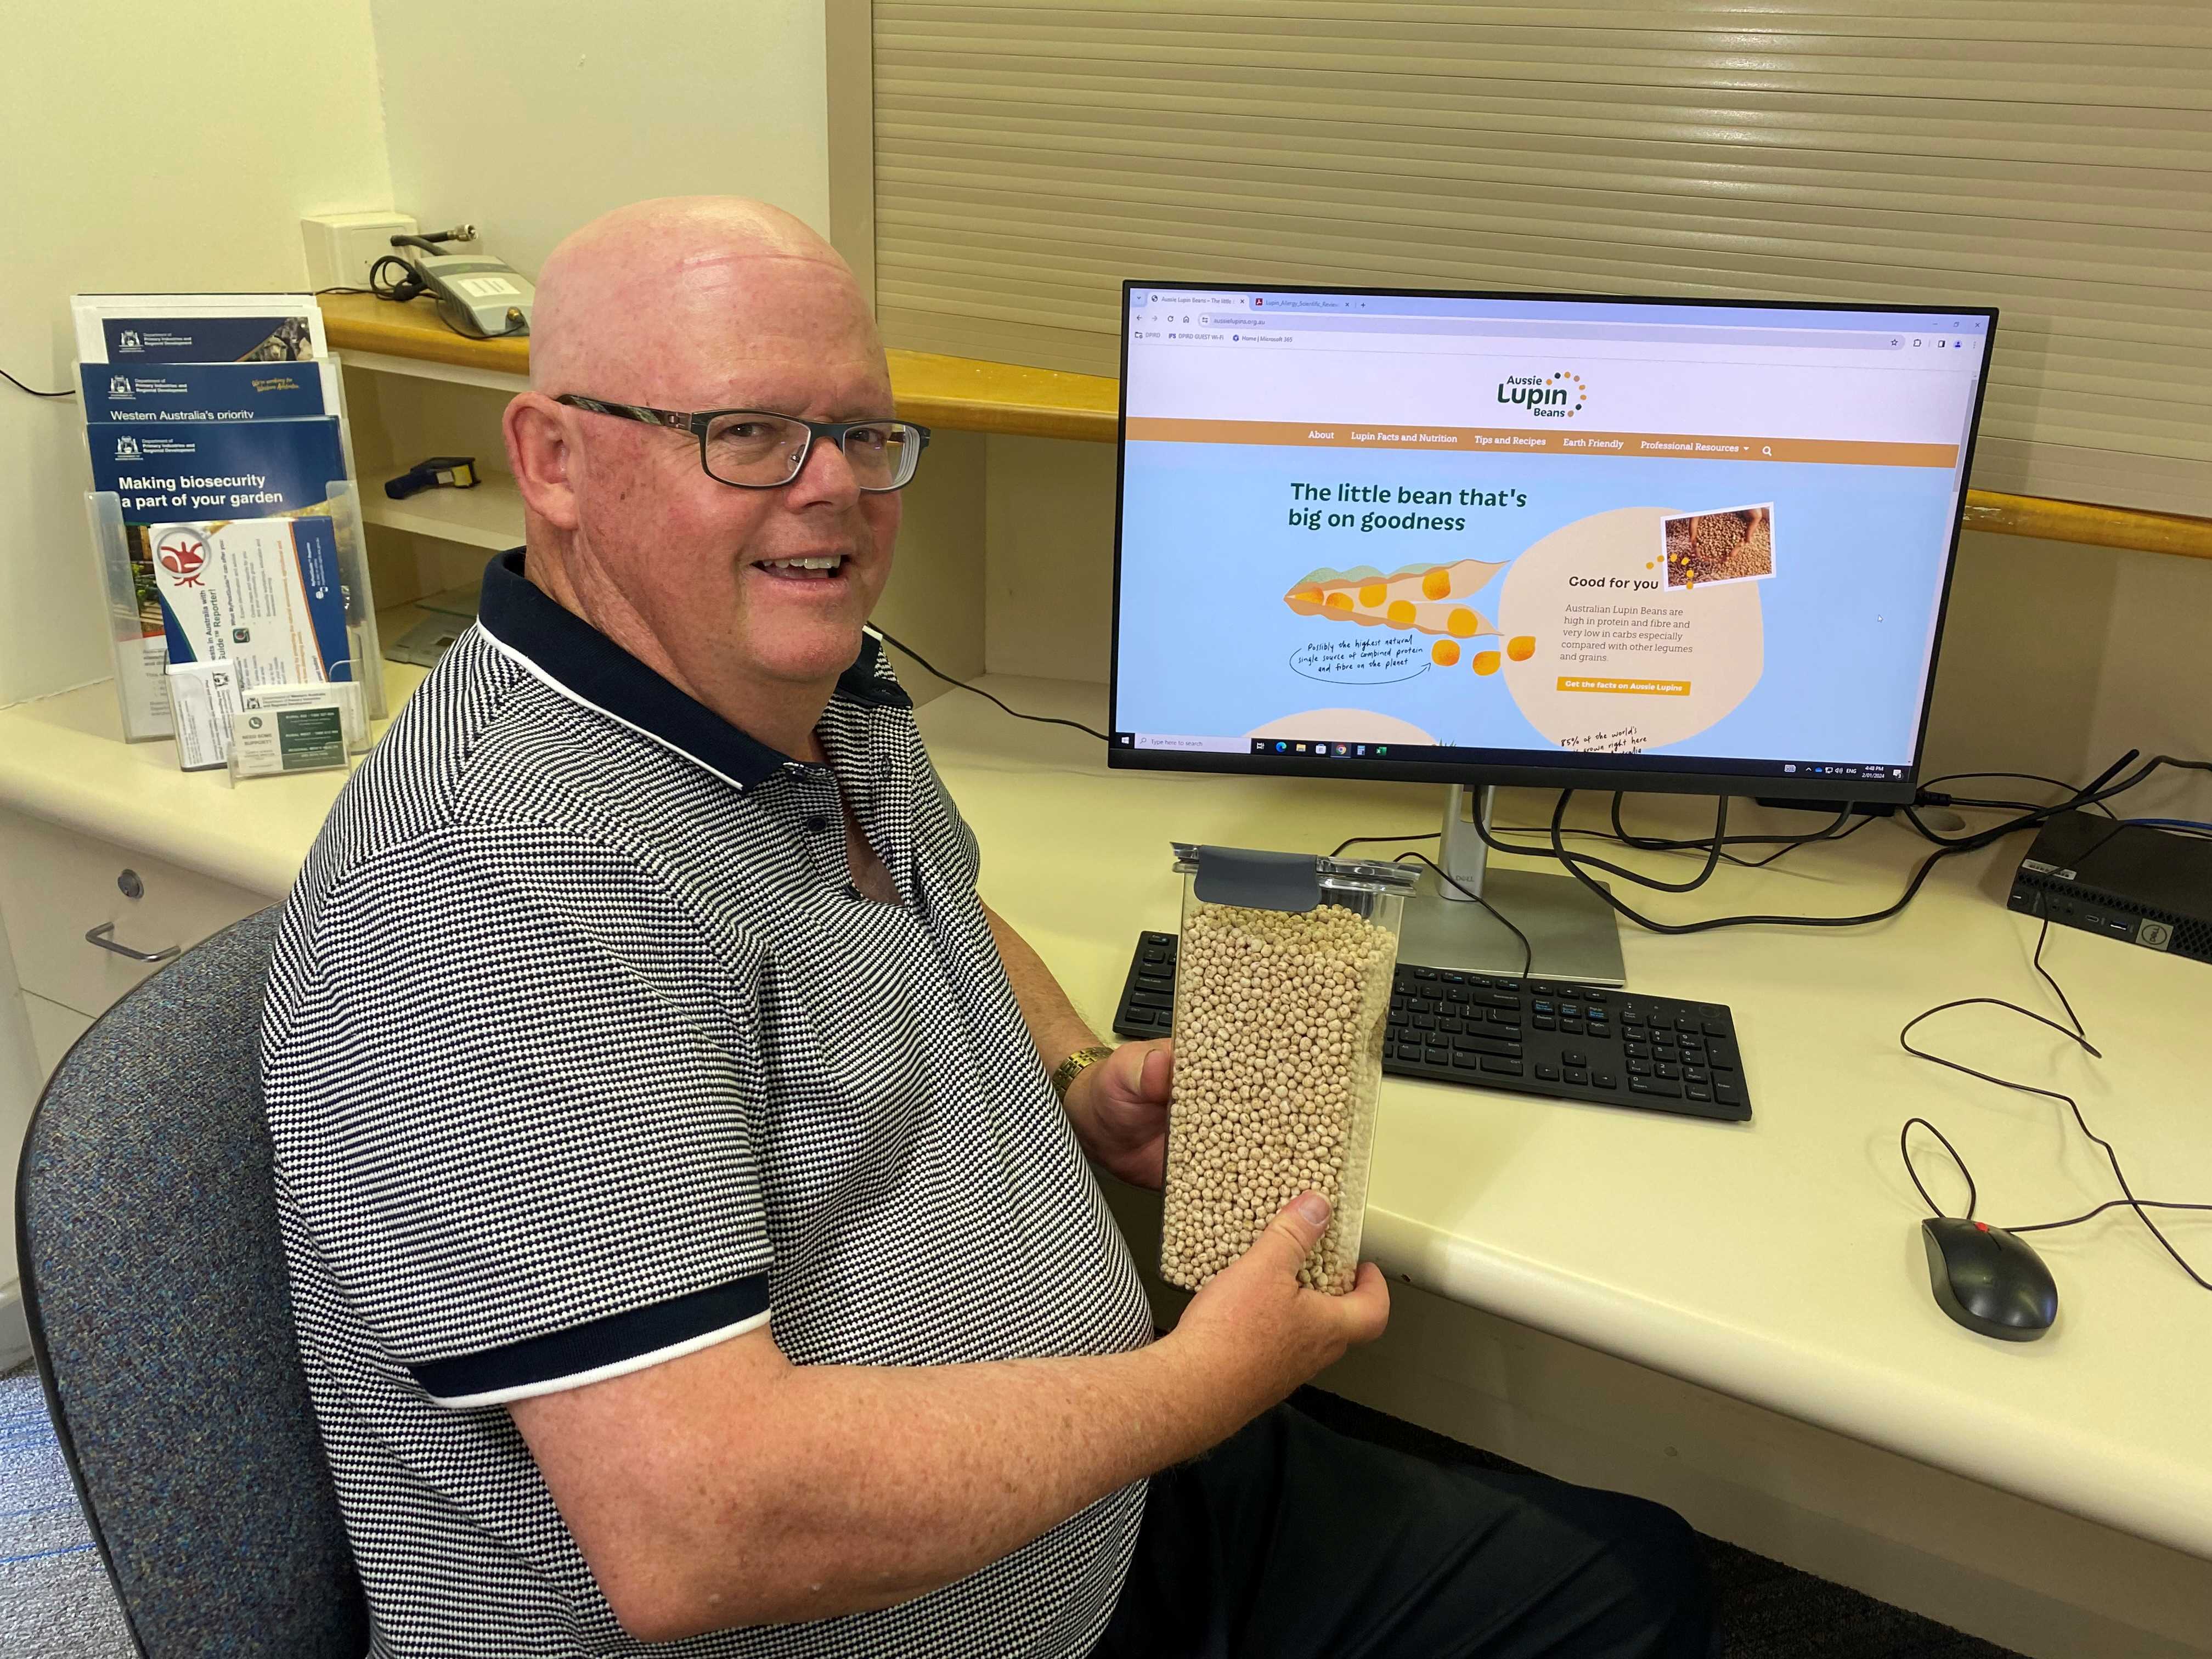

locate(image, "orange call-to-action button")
(1558, 676), (1692, 696)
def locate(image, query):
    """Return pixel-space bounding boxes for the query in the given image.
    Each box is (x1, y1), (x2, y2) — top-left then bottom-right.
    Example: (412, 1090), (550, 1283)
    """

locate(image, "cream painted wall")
(369, 0), (831, 282)
(0, 1), (394, 709)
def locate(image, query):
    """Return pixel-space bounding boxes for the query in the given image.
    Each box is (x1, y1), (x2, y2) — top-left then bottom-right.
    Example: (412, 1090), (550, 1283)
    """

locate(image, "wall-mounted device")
(371, 226), (534, 339)
(302, 211), (420, 292)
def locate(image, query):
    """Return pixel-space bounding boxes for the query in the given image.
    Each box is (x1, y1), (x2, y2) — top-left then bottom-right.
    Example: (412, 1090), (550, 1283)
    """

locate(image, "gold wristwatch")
(1049, 1043), (1116, 1103)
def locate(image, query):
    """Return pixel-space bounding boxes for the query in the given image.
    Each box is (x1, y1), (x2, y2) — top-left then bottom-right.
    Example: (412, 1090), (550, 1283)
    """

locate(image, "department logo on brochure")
(108, 374), (132, 399)
(114, 435), (140, 459)
(117, 330), (142, 353)
(1496, 369), (1588, 419)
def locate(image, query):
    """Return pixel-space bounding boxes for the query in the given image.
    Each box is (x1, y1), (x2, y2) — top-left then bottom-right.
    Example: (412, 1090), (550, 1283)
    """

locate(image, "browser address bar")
(1200, 314), (1907, 350)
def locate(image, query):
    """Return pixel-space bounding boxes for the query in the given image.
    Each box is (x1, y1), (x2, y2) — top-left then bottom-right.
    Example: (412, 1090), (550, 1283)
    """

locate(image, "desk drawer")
(0, 809), (267, 1018)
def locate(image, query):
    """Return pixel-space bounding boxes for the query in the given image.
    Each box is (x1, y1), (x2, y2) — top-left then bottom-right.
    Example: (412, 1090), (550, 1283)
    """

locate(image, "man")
(263, 196), (1709, 1657)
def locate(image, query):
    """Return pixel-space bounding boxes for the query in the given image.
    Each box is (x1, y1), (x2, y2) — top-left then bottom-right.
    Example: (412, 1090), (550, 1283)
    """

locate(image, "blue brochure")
(87, 416), (348, 523)
(81, 360), (335, 424)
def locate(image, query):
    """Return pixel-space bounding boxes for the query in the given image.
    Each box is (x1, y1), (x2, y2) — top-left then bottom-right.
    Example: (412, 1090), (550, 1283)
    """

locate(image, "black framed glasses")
(555, 394), (930, 491)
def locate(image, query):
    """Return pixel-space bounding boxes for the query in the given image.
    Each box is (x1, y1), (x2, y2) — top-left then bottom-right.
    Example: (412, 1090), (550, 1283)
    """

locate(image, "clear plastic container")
(1158, 844), (1417, 1294)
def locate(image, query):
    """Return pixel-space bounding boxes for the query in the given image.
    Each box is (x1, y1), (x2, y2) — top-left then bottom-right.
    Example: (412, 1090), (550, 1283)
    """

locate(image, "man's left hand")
(1063, 1039), (1174, 1190)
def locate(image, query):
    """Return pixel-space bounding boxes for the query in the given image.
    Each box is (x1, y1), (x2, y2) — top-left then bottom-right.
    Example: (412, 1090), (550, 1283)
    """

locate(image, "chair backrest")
(15, 905), (369, 1658)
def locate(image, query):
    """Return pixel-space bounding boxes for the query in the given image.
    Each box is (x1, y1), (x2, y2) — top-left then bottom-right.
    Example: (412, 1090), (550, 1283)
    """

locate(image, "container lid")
(1171, 842), (1419, 912)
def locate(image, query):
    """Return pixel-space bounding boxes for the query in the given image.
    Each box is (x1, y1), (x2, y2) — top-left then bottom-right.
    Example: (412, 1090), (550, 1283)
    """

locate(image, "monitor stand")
(1394, 785), (1627, 986)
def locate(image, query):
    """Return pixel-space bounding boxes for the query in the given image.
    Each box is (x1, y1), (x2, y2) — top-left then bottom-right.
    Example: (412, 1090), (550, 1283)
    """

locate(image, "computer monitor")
(1108, 281), (1997, 981)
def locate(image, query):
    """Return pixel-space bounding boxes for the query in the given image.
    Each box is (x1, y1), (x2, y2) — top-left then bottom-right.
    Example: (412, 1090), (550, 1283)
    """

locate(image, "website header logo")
(1497, 370), (1587, 420)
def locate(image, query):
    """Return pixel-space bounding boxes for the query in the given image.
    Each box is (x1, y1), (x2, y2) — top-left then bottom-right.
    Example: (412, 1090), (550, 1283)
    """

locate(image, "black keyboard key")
(1446, 984), (1472, 1003)
(1675, 1015), (1698, 1032)
(1458, 1034), (1522, 1059)
(1535, 1063), (1561, 1081)
(1585, 989), (1609, 1001)
(1593, 1072), (1618, 1089)
(1125, 1006), (1159, 1026)
(1686, 1086), (1713, 1103)
(1559, 1003), (1580, 1017)
(1452, 1049), (1482, 1070)
(1656, 1062), (1681, 1080)
(1683, 1065), (1710, 1085)
(1707, 1041), (1738, 1070)
(1562, 1051), (1589, 1068)
(1480, 1056), (1523, 1076)
(1442, 970), (1468, 984)
(1414, 967), (1438, 980)
(1627, 1057), (1653, 1076)
(1703, 1020), (1730, 1037)
(1564, 1068), (1589, 1085)
(1425, 1045), (1451, 1065)
(1714, 1082), (1744, 1109)
(1624, 1042), (1650, 1060)
(1532, 1016), (1557, 1031)
(1131, 990), (1173, 1011)
(1489, 1009), (1522, 1028)
(1412, 1013), (1436, 1030)
(1388, 1009), (1409, 1028)
(1560, 1020), (1585, 1035)
(1630, 1076), (1683, 1098)
(1532, 1000), (1554, 1014)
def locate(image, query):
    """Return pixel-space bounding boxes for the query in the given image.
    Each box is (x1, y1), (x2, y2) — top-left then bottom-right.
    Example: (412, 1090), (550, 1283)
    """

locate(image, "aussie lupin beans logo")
(1497, 369), (1587, 419)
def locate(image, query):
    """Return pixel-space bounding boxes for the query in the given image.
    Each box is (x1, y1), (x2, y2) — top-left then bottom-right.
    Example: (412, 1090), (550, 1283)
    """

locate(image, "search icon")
(1762, 445), (1773, 457)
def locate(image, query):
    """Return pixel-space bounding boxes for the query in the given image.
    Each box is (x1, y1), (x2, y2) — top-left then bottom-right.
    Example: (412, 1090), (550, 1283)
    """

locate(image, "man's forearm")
(983, 900), (1099, 1070)
(596, 1335), (1248, 1638)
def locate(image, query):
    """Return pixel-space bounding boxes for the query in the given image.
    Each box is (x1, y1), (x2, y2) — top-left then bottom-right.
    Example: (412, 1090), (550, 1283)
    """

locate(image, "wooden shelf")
(319, 294), (2211, 561)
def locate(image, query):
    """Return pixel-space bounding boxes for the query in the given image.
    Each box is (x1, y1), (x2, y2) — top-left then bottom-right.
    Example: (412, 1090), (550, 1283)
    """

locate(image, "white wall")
(370, 0), (831, 280)
(0, 1), (394, 709)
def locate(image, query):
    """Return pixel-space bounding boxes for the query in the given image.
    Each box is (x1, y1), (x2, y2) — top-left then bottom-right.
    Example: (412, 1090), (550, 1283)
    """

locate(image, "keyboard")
(1112, 931), (1752, 1124)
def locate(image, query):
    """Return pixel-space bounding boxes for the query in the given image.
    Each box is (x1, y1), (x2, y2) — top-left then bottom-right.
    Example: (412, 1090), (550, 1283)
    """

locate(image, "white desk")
(913, 674), (2212, 1657)
(4, 665), (2209, 1655)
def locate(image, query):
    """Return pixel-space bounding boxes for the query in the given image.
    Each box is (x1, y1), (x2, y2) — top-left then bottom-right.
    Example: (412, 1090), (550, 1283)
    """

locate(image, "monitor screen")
(1108, 284), (1996, 804)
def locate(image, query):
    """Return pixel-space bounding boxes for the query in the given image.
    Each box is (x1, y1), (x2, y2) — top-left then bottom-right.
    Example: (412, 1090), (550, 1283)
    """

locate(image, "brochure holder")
(86, 481), (385, 752)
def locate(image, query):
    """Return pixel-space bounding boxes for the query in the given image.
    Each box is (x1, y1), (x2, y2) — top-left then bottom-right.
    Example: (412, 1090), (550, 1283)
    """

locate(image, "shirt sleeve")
(264, 822), (774, 1408)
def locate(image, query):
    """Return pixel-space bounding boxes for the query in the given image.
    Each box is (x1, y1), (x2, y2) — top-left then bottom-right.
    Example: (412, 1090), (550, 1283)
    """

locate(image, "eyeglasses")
(555, 394), (931, 491)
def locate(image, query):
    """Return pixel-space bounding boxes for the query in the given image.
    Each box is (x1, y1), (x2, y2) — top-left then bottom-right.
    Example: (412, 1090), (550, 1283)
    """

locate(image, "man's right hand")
(1167, 1192), (1391, 1421)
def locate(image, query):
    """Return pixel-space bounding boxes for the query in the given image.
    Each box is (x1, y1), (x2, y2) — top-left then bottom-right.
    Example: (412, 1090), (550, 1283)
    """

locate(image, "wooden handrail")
(320, 295), (2211, 561)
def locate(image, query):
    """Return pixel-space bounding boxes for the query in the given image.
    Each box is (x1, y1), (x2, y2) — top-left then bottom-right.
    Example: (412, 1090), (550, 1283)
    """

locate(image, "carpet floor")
(0, 1361), (2027, 1658)
(1, 1368), (134, 1659)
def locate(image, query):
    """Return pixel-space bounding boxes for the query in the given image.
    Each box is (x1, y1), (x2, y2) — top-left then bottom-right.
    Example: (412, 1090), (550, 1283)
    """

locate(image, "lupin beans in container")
(1159, 844), (1418, 1295)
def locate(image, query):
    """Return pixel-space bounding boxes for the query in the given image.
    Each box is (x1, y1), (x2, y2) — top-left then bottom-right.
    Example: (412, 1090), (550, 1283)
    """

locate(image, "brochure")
(150, 514), (352, 685)
(80, 359), (336, 424)
(71, 293), (326, 365)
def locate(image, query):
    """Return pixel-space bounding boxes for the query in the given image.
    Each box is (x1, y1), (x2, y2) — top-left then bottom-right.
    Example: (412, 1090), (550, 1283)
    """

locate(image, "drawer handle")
(84, 923), (180, 964)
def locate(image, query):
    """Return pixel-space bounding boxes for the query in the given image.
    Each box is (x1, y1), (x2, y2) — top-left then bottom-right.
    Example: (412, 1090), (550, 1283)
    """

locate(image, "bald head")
(529, 196), (874, 405)
(501, 196), (905, 759)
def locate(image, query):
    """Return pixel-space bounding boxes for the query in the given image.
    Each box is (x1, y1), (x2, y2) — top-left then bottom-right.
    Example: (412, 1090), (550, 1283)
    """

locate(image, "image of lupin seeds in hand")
(1661, 505), (1774, 590)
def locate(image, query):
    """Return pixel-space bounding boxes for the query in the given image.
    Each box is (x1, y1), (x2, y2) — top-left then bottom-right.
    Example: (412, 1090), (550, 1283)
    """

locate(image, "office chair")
(15, 905), (369, 1657)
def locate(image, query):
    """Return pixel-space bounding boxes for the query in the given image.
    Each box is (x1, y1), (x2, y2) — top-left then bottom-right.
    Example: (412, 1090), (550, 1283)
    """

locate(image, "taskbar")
(1113, 732), (1909, 787)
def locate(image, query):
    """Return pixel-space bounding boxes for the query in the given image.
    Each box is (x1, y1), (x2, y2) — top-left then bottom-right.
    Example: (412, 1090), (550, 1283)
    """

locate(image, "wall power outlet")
(302, 211), (419, 293)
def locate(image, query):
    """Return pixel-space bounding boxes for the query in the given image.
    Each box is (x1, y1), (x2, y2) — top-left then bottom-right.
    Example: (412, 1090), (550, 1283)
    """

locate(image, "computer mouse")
(1921, 1217), (2057, 1341)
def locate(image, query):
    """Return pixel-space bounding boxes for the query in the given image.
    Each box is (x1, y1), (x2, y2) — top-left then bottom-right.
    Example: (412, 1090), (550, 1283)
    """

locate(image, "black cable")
(870, 627), (1111, 742)
(1330, 832), (1438, 857)
(3, 366), (75, 398)
(1451, 753), (2209, 938)
(1390, 850), (1535, 980)
(1895, 917), (2212, 1293)
(1920, 770), (2120, 820)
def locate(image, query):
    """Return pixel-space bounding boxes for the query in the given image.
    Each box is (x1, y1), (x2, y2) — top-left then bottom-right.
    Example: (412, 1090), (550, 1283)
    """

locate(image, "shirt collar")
(473, 549), (909, 794)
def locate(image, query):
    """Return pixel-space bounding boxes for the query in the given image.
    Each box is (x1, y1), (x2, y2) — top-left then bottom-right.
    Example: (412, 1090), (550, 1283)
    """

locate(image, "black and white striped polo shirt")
(262, 550), (1154, 1658)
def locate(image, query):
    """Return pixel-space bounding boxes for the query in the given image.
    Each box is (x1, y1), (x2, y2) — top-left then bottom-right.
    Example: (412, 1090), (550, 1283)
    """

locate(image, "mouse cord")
(1895, 916), (2212, 1292)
